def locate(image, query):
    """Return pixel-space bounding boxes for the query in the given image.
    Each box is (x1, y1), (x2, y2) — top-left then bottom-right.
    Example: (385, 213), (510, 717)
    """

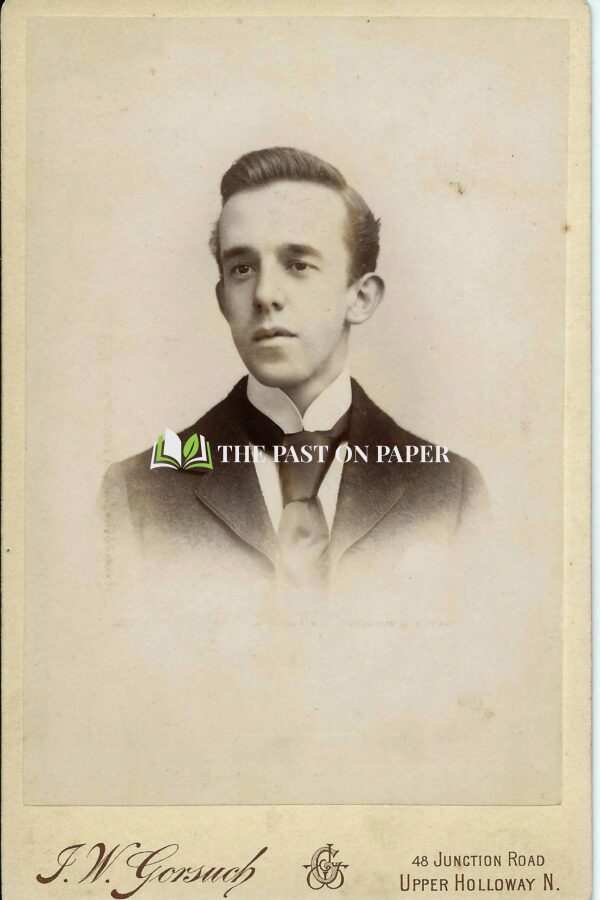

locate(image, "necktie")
(244, 399), (349, 588)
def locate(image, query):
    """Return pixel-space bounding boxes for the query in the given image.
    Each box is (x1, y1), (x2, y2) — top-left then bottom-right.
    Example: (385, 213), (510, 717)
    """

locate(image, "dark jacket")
(103, 377), (487, 593)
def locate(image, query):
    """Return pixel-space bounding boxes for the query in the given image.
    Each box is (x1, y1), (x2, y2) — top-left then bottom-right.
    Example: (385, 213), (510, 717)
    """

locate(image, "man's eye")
(231, 264), (253, 276)
(288, 261), (310, 272)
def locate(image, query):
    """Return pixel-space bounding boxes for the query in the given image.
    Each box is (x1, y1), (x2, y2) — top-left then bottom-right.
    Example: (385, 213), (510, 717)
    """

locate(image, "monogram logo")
(303, 844), (348, 890)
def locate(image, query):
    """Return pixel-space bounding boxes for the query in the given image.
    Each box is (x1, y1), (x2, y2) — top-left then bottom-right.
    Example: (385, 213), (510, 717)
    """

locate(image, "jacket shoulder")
(350, 378), (467, 456)
(349, 378), (488, 514)
(103, 378), (249, 512)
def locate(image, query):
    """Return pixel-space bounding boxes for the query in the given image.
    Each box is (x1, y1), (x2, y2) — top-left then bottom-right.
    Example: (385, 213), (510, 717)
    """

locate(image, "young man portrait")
(24, 15), (566, 811)
(104, 146), (487, 598)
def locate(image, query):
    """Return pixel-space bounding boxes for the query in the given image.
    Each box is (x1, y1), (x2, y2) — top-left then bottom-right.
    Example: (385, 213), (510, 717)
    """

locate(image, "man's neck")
(247, 367), (351, 434)
(283, 358), (349, 417)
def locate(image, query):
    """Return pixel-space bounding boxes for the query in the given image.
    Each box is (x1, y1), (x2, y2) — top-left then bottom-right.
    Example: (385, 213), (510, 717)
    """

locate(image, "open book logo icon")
(150, 429), (213, 471)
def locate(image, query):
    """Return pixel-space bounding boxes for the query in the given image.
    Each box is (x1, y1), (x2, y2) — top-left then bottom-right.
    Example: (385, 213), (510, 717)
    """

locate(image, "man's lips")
(253, 327), (297, 342)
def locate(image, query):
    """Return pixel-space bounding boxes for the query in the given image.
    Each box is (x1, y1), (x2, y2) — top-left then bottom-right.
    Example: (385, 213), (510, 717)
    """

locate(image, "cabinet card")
(2, 1), (590, 898)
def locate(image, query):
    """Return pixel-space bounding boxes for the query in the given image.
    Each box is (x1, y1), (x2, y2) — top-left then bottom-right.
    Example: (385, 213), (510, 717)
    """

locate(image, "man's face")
(217, 180), (356, 393)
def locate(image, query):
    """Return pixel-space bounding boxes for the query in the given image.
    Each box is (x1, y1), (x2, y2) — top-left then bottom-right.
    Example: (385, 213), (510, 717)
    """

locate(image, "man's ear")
(346, 273), (385, 325)
(215, 279), (225, 315)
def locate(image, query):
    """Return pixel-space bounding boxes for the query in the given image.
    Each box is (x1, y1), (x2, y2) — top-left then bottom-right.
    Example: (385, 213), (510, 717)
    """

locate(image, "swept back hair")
(210, 147), (380, 284)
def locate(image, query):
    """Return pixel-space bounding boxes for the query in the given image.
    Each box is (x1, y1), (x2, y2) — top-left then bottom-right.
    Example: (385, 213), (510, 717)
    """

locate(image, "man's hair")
(209, 147), (380, 283)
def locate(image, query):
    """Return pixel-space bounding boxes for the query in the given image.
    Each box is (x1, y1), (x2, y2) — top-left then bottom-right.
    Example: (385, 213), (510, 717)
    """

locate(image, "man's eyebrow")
(282, 243), (323, 259)
(222, 245), (255, 262)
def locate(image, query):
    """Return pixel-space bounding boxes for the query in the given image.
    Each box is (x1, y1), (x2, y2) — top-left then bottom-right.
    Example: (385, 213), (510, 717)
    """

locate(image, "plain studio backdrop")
(24, 15), (567, 804)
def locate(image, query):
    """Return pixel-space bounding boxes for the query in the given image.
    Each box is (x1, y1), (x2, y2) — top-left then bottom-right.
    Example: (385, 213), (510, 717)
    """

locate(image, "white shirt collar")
(247, 369), (352, 434)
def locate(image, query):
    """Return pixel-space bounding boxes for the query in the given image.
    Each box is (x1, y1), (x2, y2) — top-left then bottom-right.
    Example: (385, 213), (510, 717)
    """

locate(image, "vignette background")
(24, 15), (567, 804)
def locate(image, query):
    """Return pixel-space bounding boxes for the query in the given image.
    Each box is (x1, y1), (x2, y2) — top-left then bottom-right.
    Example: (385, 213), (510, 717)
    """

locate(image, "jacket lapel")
(186, 379), (278, 563)
(194, 459), (278, 563)
(186, 377), (410, 566)
(329, 380), (410, 563)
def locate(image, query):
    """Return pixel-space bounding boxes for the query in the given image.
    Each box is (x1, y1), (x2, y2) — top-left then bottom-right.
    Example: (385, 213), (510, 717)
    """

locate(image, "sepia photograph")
(20, 13), (568, 807)
(2, 2), (590, 896)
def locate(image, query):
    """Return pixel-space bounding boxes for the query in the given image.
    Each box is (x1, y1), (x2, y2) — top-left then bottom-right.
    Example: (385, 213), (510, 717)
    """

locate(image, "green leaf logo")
(183, 433), (199, 461)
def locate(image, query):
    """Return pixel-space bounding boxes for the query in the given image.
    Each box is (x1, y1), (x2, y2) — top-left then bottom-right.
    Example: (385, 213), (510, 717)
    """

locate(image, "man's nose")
(254, 267), (284, 313)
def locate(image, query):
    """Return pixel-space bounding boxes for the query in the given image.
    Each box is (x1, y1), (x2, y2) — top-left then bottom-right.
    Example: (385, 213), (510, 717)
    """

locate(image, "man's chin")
(245, 362), (307, 392)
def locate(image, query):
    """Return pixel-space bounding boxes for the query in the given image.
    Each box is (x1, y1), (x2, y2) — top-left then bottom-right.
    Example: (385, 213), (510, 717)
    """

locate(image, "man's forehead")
(218, 180), (348, 248)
